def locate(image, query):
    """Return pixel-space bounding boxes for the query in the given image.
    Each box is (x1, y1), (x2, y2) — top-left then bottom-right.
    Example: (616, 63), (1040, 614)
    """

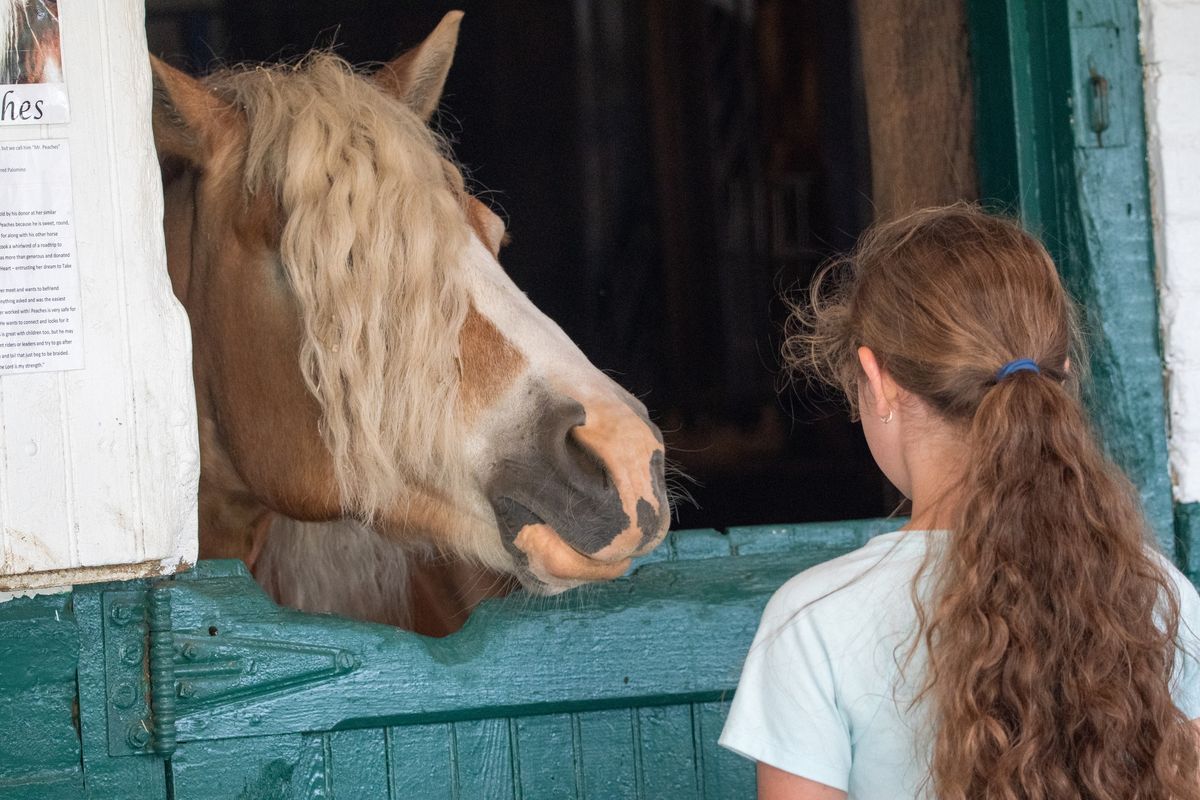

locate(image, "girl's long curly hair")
(785, 204), (1199, 799)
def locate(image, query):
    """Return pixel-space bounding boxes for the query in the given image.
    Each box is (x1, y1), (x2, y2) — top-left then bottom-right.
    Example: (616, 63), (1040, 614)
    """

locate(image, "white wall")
(1143, 0), (1200, 504)
(0, 1), (198, 592)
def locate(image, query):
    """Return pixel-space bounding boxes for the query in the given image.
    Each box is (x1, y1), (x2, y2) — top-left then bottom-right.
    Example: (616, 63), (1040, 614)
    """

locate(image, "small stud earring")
(880, 410), (893, 424)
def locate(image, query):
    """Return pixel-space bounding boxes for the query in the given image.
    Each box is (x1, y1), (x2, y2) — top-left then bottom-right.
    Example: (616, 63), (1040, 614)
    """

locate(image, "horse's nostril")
(564, 428), (609, 487)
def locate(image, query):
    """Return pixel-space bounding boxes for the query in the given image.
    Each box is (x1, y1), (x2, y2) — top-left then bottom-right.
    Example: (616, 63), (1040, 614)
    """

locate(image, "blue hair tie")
(996, 358), (1040, 381)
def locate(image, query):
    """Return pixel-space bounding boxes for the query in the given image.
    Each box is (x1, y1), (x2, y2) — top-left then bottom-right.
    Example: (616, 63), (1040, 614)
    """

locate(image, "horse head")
(150, 12), (669, 599)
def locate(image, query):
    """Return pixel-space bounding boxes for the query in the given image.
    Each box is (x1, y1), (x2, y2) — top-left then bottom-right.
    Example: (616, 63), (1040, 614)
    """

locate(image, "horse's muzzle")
(486, 390), (668, 592)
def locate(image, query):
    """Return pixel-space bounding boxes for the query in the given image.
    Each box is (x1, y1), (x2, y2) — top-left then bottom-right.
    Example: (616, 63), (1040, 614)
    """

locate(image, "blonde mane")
(211, 54), (471, 519)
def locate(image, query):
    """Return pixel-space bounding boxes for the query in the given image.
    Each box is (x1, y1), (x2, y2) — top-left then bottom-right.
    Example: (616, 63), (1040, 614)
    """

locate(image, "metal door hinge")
(102, 583), (359, 758)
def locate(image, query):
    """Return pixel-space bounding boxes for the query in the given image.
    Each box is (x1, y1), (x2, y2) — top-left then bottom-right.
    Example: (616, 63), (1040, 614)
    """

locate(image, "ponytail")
(787, 205), (1200, 799)
(924, 370), (1199, 799)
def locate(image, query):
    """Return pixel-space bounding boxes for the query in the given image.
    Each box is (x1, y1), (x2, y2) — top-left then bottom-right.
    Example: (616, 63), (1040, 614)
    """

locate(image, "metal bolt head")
(126, 721), (151, 749)
(180, 642), (198, 660)
(109, 605), (131, 625)
(110, 683), (138, 710)
(176, 681), (194, 699)
(121, 642), (143, 665)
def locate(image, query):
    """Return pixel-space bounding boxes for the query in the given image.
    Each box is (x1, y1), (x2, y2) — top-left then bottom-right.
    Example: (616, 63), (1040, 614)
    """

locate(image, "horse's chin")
(490, 496), (634, 593)
(514, 573), (588, 597)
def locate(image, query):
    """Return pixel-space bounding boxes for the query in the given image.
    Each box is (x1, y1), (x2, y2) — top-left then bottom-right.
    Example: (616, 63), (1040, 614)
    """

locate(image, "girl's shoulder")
(1143, 545), (1200, 624)
(759, 529), (937, 634)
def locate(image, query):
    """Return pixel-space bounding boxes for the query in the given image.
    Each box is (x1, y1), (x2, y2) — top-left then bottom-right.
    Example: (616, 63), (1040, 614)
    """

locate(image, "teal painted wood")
(512, 714), (574, 798)
(1177, 502), (1200, 584)
(74, 580), (169, 800)
(160, 538), (872, 741)
(967, 0), (1176, 554)
(388, 725), (453, 799)
(0, 593), (83, 800)
(170, 734), (319, 799)
(697, 702), (755, 799)
(636, 705), (701, 798)
(53, 520), (893, 799)
(0, 518), (912, 800)
(575, 709), (639, 797)
(327, 729), (390, 798)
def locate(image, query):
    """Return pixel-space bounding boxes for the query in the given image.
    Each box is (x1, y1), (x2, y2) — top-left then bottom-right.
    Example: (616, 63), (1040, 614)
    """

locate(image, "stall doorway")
(147, 0), (977, 529)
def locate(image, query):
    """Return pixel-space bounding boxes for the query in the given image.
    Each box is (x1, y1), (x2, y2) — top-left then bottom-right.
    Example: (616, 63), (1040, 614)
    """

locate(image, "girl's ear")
(857, 346), (895, 419)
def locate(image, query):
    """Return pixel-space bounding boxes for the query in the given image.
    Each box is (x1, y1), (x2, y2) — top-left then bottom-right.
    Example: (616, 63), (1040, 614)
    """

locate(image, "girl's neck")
(899, 421), (967, 532)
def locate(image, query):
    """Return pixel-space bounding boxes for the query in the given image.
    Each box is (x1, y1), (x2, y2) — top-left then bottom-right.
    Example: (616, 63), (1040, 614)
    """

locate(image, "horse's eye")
(36, 7), (47, 19)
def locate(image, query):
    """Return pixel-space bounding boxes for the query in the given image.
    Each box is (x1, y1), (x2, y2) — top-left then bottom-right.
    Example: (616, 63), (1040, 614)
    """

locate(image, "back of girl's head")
(788, 203), (1081, 421)
(787, 204), (1200, 800)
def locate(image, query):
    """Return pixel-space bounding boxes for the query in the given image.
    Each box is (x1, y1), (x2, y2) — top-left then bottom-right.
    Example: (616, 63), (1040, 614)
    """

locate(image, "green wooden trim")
(1176, 502), (1200, 584)
(0, 593), (83, 800)
(967, 0), (1175, 556)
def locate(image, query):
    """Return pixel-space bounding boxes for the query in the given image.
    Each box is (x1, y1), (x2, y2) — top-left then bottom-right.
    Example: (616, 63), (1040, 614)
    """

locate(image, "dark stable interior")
(147, 0), (892, 530)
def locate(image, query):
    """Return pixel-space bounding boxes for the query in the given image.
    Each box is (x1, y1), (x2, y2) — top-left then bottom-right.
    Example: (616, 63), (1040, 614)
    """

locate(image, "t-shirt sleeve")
(1168, 564), (1200, 719)
(718, 583), (853, 792)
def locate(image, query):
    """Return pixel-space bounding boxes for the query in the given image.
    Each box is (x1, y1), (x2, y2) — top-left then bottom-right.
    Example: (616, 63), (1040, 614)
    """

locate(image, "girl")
(718, 206), (1200, 799)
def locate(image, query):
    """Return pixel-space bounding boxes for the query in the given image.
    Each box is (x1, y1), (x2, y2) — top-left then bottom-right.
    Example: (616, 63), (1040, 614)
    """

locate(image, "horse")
(150, 12), (670, 634)
(0, 0), (60, 84)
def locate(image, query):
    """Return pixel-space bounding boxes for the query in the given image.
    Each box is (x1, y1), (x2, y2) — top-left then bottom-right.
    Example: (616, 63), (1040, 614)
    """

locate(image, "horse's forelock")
(210, 54), (472, 520)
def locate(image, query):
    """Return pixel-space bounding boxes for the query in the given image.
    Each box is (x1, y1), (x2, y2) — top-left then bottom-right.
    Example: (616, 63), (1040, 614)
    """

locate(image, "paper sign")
(0, 139), (83, 374)
(0, 1), (67, 125)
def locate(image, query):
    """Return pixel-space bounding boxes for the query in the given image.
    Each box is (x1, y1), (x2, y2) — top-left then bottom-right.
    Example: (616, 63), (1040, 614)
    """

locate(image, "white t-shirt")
(718, 529), (1200, 799)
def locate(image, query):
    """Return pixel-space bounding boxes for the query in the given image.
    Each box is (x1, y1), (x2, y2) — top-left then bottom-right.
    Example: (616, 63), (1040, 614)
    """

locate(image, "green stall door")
(2, 521), (897, 800)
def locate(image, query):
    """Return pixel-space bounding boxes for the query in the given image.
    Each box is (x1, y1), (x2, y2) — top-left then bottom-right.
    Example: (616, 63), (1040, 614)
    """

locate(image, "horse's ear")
(373, 10), (464, 121)
(149, 55), (235, 166)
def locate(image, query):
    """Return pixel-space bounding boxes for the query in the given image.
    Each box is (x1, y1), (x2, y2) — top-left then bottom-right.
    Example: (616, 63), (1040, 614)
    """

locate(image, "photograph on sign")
(0, 1), (65, 125)
(0, 139), (82, 374)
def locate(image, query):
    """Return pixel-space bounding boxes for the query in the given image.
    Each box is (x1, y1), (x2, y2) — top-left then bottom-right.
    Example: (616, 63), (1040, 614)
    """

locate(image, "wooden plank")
(1060, 0), (1176, 550)
(695, 702), (755, 799)
(513, 714), (575, 799)
(167, 540), (855, 742)
(327, 729), (389, 799)
(0, 592), (83, 800)
(57, 0), (142, 571)
(853, 0), (978, 217)
(454, 719), (514, 800)
(636, 705), (699, 798)
(965, 0), (1044, 220)
(576, 709), (638, 799)
(1177, 503), (1200, 585)
(89, 0), (198, 573)
(169, 734), (318, 799)
(388, 724), (453, 800)
(727, 519), (898, 556)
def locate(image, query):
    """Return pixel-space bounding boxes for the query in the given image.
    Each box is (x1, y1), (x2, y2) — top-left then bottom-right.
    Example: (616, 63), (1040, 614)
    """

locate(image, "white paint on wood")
(0, 0), (198, 589)
(1143, 0), (1200, 504)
